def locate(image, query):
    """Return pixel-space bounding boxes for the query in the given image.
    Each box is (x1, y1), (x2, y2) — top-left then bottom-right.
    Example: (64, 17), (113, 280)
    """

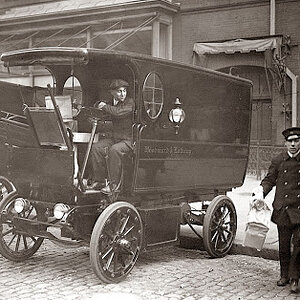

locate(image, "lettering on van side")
(144, 146), (192, 156)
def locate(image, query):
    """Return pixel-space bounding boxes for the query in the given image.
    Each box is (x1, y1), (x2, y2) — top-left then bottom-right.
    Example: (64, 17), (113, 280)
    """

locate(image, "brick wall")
(172, 0), (300, 74)
(276, 1), (300, 45)
(173, 1), (271, 64)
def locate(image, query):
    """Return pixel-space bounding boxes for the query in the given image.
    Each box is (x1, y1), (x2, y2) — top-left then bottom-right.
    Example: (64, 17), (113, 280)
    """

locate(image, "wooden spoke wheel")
(90, 201), (143, 283)
(0, 192), (44, 262)
(203, 195), (237, 258)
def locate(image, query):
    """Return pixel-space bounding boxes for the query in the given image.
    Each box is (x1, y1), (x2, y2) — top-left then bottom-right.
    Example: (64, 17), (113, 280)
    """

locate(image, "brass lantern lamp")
(168, 97), (186, 134)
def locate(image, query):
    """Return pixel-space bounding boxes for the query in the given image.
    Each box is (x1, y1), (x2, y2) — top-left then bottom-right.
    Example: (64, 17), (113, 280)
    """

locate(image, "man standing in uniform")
(253, 127), (300, 293)
(88, 79), (134, 194)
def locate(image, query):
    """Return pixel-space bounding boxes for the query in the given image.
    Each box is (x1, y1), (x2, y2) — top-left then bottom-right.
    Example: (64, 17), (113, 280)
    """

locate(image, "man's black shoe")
(277, 277), (289, 286)
(290, 279), (299, 293)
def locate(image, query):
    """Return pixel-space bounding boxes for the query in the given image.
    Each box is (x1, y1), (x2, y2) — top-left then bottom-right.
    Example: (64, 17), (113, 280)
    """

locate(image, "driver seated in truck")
(87, 79), (135, 194)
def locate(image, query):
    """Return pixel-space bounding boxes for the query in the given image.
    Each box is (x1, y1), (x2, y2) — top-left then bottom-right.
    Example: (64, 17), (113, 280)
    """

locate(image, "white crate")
(45, 95), (72, 121)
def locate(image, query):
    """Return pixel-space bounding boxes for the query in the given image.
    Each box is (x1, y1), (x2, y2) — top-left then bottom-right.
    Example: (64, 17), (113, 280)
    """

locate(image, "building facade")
(173, 0), (299, 147)
(0, 0), (299, 147)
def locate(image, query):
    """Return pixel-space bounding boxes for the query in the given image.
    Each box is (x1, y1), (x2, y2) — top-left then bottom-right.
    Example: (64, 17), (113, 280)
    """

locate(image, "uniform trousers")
(91, 138), (132, 185)
(290, 226), (300, 280)
(277, 224), (298, 279)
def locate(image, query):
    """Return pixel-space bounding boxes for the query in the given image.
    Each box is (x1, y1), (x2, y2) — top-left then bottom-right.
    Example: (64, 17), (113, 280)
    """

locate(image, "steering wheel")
(77, 107), (107, 123)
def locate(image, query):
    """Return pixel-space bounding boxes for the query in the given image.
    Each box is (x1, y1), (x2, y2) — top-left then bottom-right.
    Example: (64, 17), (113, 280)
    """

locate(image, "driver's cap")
(110, 79), (129, 90)
(282, 127), (300, 141)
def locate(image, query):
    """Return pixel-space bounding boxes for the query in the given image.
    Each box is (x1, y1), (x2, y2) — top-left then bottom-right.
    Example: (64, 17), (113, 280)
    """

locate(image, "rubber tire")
(90, 201), (143, 283)
(203, 195), (237, 258)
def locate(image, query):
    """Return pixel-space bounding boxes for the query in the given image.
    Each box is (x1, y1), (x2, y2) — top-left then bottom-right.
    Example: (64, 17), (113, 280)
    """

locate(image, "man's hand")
(251, 185), (264, 201)
(96, 101), (106, 109)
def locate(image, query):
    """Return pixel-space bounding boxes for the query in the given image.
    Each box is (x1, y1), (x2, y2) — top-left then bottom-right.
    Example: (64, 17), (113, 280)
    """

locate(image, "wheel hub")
(114, 233), (133, 254)
(118, 238), (130, 248)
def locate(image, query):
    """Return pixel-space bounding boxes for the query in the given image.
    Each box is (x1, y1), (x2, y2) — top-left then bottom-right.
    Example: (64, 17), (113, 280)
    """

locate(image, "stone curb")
(180, 235), (279, 261)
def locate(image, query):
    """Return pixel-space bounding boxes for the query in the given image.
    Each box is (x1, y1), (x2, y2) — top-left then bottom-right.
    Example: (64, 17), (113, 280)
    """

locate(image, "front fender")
(0, 176), (16, 199)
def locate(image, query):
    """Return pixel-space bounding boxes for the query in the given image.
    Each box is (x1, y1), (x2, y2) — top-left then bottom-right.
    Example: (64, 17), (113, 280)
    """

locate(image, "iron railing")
(247, 144), (285, 179)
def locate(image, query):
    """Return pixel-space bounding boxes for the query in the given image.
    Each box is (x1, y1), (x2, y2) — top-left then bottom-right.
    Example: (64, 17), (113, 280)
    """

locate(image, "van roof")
(1, 47), (253, 86)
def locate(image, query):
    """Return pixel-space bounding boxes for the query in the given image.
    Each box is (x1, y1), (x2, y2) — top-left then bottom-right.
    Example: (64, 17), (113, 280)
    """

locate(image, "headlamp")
(53, 203), (70, 219)
(14, 198), (28, 214)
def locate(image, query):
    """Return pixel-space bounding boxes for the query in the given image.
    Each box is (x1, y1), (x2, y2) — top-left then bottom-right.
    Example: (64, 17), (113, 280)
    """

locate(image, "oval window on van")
(142, 73), (164, 120)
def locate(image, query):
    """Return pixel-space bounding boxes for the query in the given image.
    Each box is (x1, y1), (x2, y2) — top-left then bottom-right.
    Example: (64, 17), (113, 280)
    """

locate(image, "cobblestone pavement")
(0, 241), (299, 300)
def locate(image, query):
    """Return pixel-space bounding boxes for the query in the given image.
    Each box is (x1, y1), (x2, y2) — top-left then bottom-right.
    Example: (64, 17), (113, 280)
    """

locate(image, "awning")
(193, 37), (282, 55)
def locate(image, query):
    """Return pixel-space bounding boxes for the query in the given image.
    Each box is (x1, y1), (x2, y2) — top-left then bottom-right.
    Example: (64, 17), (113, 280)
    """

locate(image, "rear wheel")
(0, 192), (44, 261)
(90, 201), (143, 283)
(203, 195), (237, 258)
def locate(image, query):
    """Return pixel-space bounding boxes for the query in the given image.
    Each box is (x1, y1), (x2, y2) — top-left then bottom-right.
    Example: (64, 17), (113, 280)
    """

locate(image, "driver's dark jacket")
(261, 151), (300, 224)
(100, 97), (135, 142)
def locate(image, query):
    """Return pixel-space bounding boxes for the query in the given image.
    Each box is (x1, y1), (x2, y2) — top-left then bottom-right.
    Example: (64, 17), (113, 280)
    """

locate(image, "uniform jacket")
(261, 151), (300, 211)
(101, 97), (135, 141)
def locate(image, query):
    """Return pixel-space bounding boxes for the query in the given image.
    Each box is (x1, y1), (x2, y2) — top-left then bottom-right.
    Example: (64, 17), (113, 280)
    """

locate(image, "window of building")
(251, 99), (272, 144)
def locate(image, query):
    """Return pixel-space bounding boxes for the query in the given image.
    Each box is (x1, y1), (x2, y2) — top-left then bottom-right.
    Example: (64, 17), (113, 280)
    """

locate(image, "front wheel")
(0, 192), (44, 261)
(90, 201), (143, 283)
(203, 195), (237, 258)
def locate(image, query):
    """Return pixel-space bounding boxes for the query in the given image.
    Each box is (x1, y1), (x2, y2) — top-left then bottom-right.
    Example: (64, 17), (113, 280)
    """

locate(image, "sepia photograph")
(0, 0), (299, 299)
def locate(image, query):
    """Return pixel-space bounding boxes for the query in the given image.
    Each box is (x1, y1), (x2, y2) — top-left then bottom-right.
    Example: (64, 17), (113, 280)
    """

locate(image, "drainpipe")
(286, 68), (298, 126)
(28, 37), (34, 87)
(270, 0), (275, 35)
(270, 0), (298, 126)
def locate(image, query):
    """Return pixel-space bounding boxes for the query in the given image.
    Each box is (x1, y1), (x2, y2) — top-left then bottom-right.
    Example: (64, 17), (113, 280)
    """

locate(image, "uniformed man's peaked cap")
(109, 79), (129, 90)
(282, 127), (300, 141)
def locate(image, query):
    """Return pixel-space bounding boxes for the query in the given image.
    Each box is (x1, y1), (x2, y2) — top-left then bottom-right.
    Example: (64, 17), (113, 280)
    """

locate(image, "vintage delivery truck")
(0, 47), (252, 283)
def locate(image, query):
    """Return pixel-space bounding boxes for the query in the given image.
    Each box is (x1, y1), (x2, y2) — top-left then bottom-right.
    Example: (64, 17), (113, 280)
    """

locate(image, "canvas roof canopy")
(193, 36), (282, 55)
